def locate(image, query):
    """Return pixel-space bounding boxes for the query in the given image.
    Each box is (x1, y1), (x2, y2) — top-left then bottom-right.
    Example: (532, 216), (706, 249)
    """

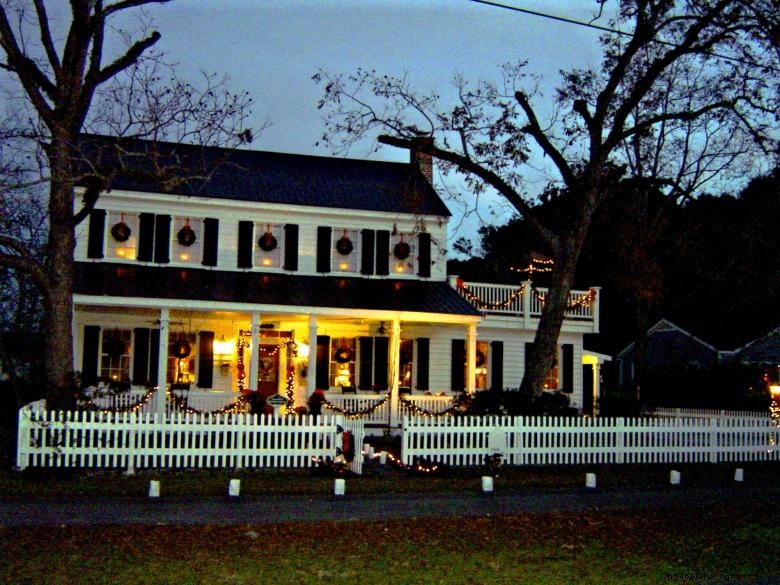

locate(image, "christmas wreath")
(336, 234), (353, 255)
(171, 340), (191, 358)
(110, 221), (131, 242)
(177, 224), (197, 246)
(258, 231), (278, 251)
(393, 241), (411, 260)
(476, 350), (486, 367)
(334, 347), (353, 363)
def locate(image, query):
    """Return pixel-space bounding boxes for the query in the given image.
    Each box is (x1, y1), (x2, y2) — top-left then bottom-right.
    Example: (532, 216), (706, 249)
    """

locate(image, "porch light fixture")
(770, 385), (780, 397)
(296, 342), (310, 359)
(213, 336), (234, 363)
(376, 322), (386, 335)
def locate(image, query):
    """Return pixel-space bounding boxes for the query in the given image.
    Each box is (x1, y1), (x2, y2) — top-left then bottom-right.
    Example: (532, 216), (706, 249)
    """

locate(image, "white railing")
(17, 402), (364, 472)
(654, 407), (770, 419)
(81, 389), (247, 415)
(457, 280), (598, 324)
(401, 395), (455, 416)
(402, 415), (779, 467)
(323, 392), (390, 426)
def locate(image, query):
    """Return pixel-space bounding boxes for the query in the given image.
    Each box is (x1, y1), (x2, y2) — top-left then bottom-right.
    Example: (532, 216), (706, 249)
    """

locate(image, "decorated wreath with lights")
(334, 347), (353, 363)
(336, 234), (353, 255)
(110, 221), (131, 242)
(258, 231), (278, 251)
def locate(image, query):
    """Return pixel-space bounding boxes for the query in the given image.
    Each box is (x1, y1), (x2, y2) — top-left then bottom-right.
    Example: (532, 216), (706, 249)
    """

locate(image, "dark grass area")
(0, 503), (778, 584)
(2, 459), (778, 499)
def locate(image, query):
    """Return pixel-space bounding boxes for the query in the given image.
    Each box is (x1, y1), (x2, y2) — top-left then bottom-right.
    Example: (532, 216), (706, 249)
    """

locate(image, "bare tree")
(315, 0), (778, 397)
(0, 1), (256, 406)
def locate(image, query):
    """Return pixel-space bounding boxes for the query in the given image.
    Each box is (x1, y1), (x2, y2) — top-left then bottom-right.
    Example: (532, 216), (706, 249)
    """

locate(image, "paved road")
(1, 484), (778, 527)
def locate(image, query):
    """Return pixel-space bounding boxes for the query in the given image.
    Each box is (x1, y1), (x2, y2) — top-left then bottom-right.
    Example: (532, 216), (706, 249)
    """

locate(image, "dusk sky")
(114, 0), (608, 249)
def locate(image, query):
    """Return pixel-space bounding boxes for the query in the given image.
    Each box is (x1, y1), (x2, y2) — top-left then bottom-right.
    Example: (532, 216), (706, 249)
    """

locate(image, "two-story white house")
(72, 135), (601, 425)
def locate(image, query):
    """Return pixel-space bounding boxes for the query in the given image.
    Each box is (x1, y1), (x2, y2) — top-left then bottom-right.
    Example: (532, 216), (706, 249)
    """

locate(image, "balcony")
(454, 278), (599, 331)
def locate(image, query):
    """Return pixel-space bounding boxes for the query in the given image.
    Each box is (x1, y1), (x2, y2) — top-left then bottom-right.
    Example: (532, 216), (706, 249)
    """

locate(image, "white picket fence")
(17, 402), (365, 474)
(402, 414), (779, 467)
(653, 407), (769, 419)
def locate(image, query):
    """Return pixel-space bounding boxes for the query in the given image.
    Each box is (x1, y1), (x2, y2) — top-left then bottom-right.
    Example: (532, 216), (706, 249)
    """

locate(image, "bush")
(460, 388), (578, 417)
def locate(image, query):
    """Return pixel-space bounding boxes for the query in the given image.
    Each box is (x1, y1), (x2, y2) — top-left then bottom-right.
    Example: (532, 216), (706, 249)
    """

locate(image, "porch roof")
(74, 262), (482, 317)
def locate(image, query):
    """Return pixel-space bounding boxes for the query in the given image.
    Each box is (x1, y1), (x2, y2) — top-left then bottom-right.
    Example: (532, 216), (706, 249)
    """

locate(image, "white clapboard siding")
(16, 403), (362, 472)
(402, 414), (779, 467)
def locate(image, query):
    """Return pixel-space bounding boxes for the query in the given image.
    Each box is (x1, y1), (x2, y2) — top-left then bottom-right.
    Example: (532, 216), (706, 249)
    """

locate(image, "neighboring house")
(731, 326), (780, 368)
(72, 135), (600, 426)
(615, 319), (720, 387)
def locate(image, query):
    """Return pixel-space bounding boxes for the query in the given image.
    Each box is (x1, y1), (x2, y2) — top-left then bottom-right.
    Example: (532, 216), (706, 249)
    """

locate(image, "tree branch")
(32, 0), (62, 83)
(378, 134), (560, 252)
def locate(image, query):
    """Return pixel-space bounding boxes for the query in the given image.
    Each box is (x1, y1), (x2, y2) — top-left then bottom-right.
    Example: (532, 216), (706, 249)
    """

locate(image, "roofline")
(616, 318), (719, 358)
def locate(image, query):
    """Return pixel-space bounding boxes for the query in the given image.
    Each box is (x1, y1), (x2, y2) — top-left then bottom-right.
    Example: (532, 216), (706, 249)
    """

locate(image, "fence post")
(16, 405), (30, 470)
(616, 417), (625, 464)
(709, 416), (719, 464)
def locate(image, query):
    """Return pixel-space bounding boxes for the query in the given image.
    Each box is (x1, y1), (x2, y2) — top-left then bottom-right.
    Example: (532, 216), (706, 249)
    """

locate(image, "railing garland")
(532, 287), (597, 310)
(322, 392), (390, 419)
(399, 395), (458, 418)
(458, 283), (525, 311)
(165, 389), (248, 416)
(80, 387), (156, 413)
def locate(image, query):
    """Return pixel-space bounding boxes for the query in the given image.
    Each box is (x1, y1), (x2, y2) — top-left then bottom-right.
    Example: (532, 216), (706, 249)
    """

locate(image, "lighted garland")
(285, 365), (296, 411)
(166, 388), (248, 415)
(458, 283), (526, 311)
(532, 287), (597, 310)
(399, 395), (458, 417)
(322, 392), (390, 419)
(81, 387), (156, 414)
(510, 258), (554, 276)
(384, 451), (441, 474)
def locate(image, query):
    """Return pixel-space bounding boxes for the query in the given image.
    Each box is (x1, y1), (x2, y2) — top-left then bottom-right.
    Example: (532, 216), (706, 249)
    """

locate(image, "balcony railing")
(456, 279), (599, 328)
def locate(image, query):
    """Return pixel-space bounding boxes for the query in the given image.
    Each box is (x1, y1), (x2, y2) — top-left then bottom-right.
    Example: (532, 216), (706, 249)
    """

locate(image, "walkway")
(1, 484), (777, 527)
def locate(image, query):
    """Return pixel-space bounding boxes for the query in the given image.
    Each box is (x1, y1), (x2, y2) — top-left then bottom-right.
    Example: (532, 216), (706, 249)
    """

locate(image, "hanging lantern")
(177, 219), (197, 247)
(394, 240), (411, 260)
(258, 231), (278, 251)
(111, 220), (131, 242)
(334, 347), (353, 363)
(336, 232), (353, 255)
(171, 340), (191, 358)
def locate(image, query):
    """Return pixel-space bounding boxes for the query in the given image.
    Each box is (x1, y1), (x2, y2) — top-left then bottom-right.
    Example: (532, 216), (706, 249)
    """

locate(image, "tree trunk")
(44, 137), (77, 409)
(520, 195), (597, 398)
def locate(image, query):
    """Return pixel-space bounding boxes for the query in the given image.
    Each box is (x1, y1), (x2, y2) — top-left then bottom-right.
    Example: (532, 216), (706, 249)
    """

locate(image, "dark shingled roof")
(76, 134), (451, 217)
(74, 262), (481, 317)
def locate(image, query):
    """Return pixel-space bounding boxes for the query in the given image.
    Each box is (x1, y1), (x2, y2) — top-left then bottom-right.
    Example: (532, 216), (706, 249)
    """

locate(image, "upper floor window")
(390, 232), (416, 275)
(171, 217), (203, 264)
(107, 212), (139, 260)
(333, 228), (359, 273)
(254, 223), (283, 268)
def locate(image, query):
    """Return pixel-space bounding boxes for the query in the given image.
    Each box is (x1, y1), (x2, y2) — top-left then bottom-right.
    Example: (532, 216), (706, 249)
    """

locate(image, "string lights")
(81, 387), (156, 414)
(165, 388), (248, 416)
(399, 395), (458, 418)
(322, 392), (391, 419)
(458, 283), (525, 311)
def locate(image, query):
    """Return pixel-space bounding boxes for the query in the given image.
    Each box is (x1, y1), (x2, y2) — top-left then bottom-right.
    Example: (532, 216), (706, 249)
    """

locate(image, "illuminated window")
(399, 339), (414, 388)
(330, 337), (356, 387)
(167, 332), (197, 385)
(100, 328), (131, 382)
(543, 350), (559, 390)
(333, 228), (359, 273)
(107, 212), (139, 260)
(391, 233), (415, 275)
(475, 341), (489, 390)
(171, 217), (203, 264)
(254, 223), (283, 268)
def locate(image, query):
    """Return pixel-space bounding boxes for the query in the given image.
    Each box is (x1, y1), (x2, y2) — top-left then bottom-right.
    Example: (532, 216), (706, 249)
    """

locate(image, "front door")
(257, 344), (280, 399)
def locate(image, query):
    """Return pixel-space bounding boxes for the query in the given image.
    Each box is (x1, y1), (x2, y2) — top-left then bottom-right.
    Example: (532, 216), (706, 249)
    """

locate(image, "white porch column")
(248, 313), (261, 392)
(466, 322), (477, 395)
(155, 308), (170, 417)
(522, 279), (532, 328)
(389, 317), (402, 427)
(307, 314), (318, 397)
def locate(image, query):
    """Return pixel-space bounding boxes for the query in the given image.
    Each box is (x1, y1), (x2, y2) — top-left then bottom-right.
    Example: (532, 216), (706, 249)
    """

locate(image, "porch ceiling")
(74, 262), (482, 319)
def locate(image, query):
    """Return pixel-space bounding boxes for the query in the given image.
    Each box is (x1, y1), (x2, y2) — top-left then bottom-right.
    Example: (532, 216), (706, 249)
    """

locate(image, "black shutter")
(202, 218), (219, 266)
(137, 213), (155, 262)
(417, 232), (432, 278)
(197, 331), (214, 389)
(375, 230), (390, 276)
(491, 340), (504, 391)
(315, 335), (330, 389)
(283, 224), (299, 271)
(82, 325), (101, 385)
(153, 214), (171, 264)
(132, 328), (150, 385)
(562, 343), (574, 393)
(358, 336), (374, 390)
(374, 336), (389, 390)
(237, 220), (254, 269)
(360, 229), (375, 275)
(416, 337), (430, 390)
(523, 342), (535, 387)
(149, 328), (160, 385)
(86, 209), (106, 259)
(316, 226), (332, 273)
(451, 339), (465, 393)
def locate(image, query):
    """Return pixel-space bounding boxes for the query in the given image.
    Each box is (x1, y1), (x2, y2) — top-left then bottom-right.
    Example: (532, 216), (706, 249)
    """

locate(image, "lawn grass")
(2, 460), (778, 499)
(1, 504), (778, 584)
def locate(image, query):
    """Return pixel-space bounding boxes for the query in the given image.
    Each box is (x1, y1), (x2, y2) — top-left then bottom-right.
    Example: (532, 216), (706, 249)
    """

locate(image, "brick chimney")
(410, 136), (434, 184)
